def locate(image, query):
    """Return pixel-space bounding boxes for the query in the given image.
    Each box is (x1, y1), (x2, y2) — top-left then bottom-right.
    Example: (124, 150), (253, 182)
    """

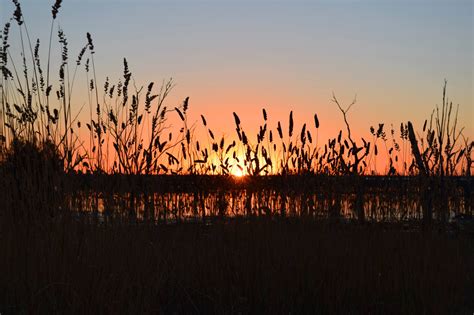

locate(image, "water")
(65, 182), (470, 223)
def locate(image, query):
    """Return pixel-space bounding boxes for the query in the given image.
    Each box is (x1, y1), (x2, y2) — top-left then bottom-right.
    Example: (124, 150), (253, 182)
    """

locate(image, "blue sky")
(1, 0), (472, 138)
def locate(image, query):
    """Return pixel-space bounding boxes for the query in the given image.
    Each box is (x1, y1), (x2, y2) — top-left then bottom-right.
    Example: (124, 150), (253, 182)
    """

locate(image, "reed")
(0, 1), (473, 313)
(1, 2), (472, 177)
(0, 0), (472, 222)
(1, 217), (473, 314)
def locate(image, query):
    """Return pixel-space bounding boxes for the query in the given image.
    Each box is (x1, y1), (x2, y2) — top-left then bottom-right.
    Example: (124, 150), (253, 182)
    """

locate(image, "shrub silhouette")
(0, 139), (64, 223)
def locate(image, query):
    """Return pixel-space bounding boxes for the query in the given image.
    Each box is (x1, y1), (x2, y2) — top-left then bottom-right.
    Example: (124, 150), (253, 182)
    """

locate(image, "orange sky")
(1, 0), (472, 174)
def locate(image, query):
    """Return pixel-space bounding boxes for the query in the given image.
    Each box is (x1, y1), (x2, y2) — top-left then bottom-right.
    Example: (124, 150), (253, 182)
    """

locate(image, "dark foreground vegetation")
(1, 1), (473, 314)
(0, 151), (473, 313)
(1, 218), (474, 314)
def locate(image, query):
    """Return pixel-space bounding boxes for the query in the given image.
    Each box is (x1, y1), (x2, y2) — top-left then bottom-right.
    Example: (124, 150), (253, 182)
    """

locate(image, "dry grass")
(0, 218), (473, 314)
(1, 1), (472, 177)
(0, 2), (473, 314)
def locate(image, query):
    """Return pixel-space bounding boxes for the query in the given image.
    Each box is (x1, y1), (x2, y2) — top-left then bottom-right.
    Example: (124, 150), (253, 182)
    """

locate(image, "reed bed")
(0, 0), (472, 223)
(0, 1), (472, 178)
(1, 218), (473, 314)
(59, 174), (471, 224)
(0, 1), (473, 313)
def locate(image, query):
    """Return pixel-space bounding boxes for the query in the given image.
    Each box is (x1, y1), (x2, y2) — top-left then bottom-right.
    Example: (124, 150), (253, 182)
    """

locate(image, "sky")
(1, 0), (473, 143)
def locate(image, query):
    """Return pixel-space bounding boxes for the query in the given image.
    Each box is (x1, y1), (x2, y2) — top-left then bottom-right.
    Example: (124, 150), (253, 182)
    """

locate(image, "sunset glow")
(231, 167), (245, 178)
(0, 0), (471, 175)
(2, 0), (470, 144)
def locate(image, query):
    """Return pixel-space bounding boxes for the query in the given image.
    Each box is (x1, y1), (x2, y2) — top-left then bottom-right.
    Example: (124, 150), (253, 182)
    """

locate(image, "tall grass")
(1, 218), (473, 314)
(0, 2), (473, 313)
(0, 1), (472, 177)
(0, 0), (472, 225)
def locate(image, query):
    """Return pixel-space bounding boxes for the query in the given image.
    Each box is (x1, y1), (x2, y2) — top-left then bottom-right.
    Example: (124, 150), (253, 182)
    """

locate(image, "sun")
(231, 167), (245, 178)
